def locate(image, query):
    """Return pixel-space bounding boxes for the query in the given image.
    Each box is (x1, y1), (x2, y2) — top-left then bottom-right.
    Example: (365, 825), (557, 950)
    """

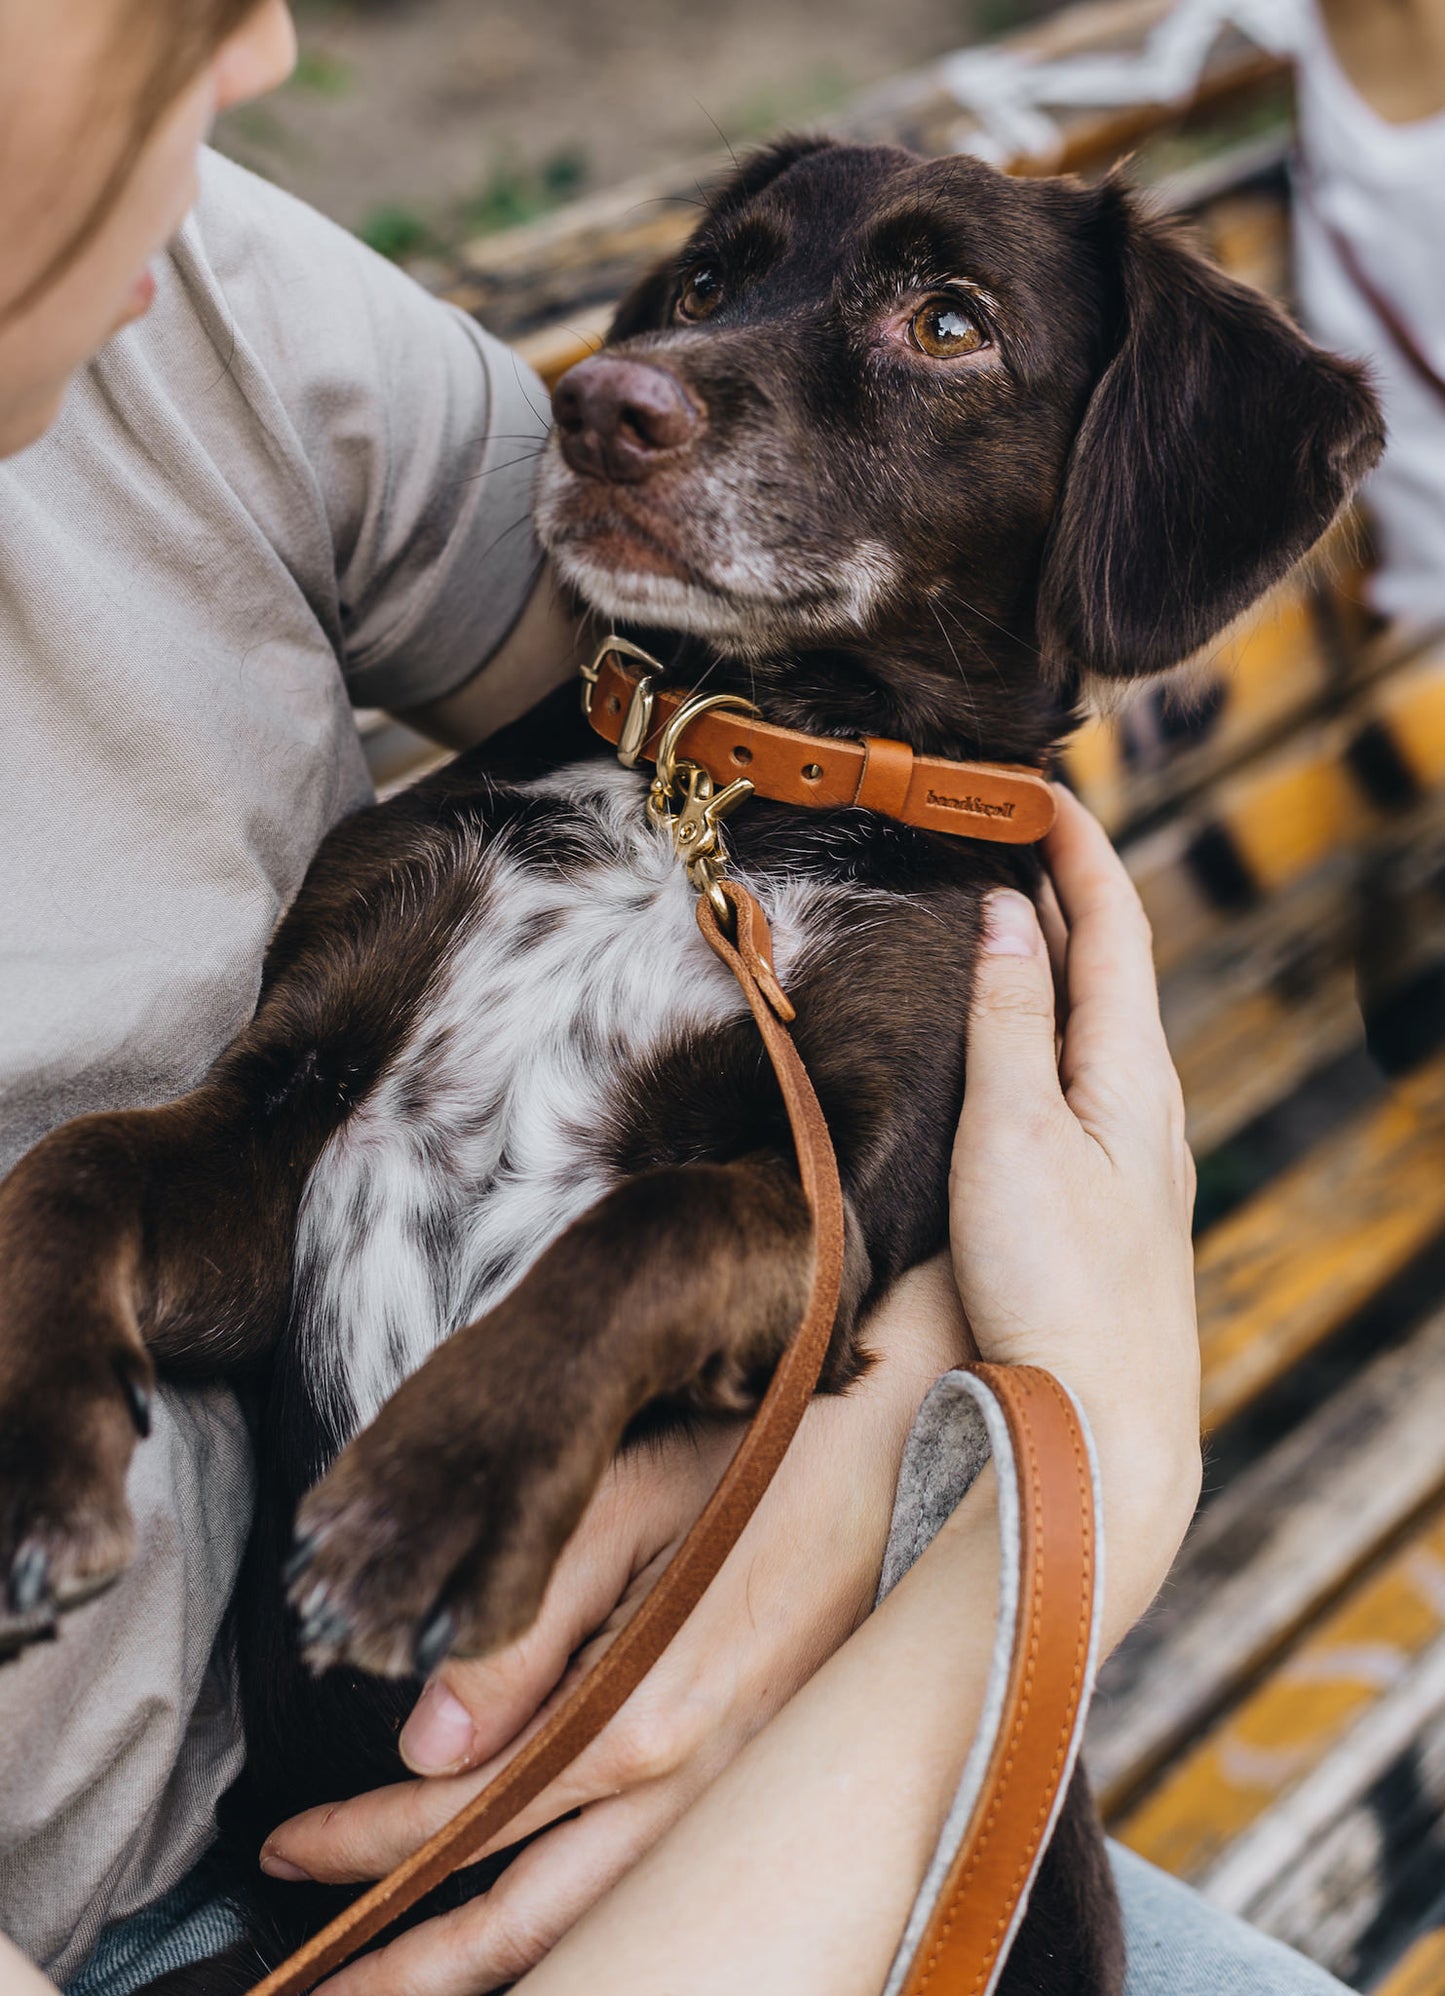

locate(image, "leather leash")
(245, 644), (1089, 1995)
(894, 1365), (1099, 1996)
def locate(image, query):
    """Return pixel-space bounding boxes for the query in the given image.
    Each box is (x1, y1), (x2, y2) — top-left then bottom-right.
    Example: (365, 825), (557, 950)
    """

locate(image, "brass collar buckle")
(583, 637), (759, 923)
(580, 635), (659, 766)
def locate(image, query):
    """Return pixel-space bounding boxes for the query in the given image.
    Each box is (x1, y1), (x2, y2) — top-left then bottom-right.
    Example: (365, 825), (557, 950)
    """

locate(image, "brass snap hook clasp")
(645, 689), (760, 910)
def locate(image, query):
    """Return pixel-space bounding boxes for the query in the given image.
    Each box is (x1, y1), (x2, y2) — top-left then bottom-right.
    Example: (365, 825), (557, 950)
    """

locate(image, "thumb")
(961, 891), (1064, 1124)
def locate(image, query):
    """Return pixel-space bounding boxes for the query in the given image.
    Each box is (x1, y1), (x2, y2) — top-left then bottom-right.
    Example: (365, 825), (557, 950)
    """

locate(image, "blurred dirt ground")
(215, 0), (1046, 257)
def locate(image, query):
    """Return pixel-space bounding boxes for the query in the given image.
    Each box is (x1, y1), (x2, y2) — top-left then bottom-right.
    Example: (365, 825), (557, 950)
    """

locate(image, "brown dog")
(0, 140), (1381, 1990)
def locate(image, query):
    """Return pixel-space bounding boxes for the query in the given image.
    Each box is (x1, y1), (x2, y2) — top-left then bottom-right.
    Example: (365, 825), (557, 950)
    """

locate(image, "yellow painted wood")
(1380, 647), (1445, 790)
(1226, 749), (1372, 895)
(1169, 960), (1362, 1157)
(1063, 585), (1329, 834)
(514, 307), (614, 389)
(1214, 590), (1327, 748)
(1375, 1927), (1445, 1996)
(1115, 1505), (1445, 1882)
(1197, 1050), (1445, 1431)
(1061, 716), (1125, 829)
(1202, 188), (1291, 296)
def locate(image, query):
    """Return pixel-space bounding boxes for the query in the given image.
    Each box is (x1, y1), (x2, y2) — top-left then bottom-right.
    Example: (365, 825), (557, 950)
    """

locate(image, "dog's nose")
(552, 357), (702, 482)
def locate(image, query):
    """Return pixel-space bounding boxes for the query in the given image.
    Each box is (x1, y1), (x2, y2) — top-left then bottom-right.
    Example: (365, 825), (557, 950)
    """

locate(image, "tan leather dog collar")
(582, 640), (1057, 845)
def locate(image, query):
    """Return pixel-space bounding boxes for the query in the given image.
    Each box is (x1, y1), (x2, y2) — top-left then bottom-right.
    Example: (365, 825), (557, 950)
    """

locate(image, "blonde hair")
(7, 0), (262, 318)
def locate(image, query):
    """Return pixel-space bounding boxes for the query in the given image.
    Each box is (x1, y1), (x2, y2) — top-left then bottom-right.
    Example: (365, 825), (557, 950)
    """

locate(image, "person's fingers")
(313, 1784), (686, 1996)
(957, 889), (1065, 1129)
(1044, 787), (1171, 1076)
(1035, 872), (1069, 1008)
(398, 1428), (730, 1778)
(400, 1526), (633, 1776)
(1043, 789), (1187, 1176)
(264, 1541), (696, 1884)
(262, 1693), (607, 1884)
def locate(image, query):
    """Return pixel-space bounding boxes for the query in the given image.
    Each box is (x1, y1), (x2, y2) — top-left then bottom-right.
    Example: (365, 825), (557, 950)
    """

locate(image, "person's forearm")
(516, 1465), (1000, 1996)
(0, 1933), (59, 1995)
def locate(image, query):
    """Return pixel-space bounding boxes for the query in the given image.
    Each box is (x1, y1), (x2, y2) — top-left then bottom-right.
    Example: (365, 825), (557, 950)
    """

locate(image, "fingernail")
(400, 1677), (476, 1774)
(983, 890), (1040, 957)
(259, 1846), (311, 1882)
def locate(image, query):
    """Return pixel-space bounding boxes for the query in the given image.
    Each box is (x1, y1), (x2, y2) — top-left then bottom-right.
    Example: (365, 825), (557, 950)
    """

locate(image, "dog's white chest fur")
(294, 760), (818, 1439)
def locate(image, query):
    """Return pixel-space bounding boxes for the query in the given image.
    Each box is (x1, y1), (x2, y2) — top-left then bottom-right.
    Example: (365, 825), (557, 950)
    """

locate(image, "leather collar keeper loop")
(582, 640), (1057, 845)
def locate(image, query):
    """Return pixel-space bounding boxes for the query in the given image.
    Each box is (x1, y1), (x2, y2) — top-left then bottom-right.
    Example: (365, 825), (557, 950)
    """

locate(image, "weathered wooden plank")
(1218, 1647), (1445, 1981)
(1194, 1051), (1445, 1431)
(1162, 866), (1367, 1154)
(1113, 1505), (1445, 1886)
(1375, 1927), (1445, 1996)
(1382, 649), (1445, 792)
(442, 0), (1288, 349)
(1129, 642), (1445, 978)
(1063, 580), (1338, 837)
(514, 305), (613, 386)
(1060, 505), (1392, 844)
(1158, 708), (1445, 1150)
(1168, 801), (1445, 1150)
(1089, 1299), (1445, 1814)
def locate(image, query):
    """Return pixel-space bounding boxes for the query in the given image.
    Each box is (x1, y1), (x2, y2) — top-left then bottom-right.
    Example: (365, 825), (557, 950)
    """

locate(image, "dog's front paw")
(0, 1334), (153, 1660)
(287, 1343), (609, 1677)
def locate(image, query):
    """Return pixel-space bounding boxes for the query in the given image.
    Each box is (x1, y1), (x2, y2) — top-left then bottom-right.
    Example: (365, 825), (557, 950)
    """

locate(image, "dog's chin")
(535, 455), (905, 653)
(547, 540), (781, 646)
(541, 518), (892, 654)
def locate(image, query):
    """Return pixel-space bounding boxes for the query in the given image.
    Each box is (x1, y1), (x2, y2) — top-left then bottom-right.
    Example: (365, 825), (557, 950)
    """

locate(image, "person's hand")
(260, 1268), (970, 1995)
(950, 784), (1201, 1647)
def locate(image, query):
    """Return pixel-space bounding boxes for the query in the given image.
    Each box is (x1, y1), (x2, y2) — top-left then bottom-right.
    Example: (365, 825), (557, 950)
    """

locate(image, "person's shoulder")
(169, 148), (493, 409)
(185, 147), (400, 301)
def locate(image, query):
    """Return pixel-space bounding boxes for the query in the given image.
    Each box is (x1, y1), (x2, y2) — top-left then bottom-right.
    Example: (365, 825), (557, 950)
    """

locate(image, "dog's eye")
(910, 297), (986, 359)
(677, 268), (724, 323)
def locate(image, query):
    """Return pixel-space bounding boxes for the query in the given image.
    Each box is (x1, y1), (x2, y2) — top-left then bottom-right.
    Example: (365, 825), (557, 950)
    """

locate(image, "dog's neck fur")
(611, 593), (1071, 774)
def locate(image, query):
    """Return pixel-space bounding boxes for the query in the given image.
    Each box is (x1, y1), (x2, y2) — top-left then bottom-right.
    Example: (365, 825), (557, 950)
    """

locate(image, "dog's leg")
(285, 1150), (864, 1677)
(0, 1053), (349, 1649)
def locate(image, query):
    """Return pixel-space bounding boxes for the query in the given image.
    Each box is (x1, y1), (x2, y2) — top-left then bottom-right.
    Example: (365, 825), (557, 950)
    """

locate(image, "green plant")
(359, 205), (434, 261)
(289, 46), (354, 96)
(463, 147), (591, 238)
(722, 64), (850, 142)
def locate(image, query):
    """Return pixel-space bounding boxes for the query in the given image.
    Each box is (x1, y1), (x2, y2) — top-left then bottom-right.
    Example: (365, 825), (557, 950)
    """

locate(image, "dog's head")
(535, 139), (1382, 755)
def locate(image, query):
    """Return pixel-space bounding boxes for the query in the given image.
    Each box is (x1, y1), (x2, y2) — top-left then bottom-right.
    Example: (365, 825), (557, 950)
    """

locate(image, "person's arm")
(268, 787), (1200, 1996)
(0, 1933), (59, 1995)
(393, 564), (587, 751)
(1317, 0), (1445, 124)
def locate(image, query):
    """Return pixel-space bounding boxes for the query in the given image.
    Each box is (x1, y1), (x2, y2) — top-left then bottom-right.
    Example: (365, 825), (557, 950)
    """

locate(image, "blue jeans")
(65, 1843), (1358, 1995)
(1112, 1844), (1358, 1995)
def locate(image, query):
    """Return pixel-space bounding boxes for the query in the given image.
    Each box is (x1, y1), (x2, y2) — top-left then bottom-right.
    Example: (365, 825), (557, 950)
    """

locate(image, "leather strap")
(893, 1364), (1101, 1996)
(246, 888), (1094, 1996)
(587, 650), (1057, 844)
(1298, 167), (1445, 413)
(246, 880), (844, 1996)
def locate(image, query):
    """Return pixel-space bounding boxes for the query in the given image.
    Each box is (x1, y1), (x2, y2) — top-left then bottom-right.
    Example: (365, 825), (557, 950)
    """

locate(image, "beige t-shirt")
(0, 149), (544, 1978)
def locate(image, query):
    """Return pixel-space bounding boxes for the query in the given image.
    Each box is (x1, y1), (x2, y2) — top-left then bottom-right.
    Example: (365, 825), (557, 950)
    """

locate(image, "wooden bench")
(371, 8), (1445, 1983)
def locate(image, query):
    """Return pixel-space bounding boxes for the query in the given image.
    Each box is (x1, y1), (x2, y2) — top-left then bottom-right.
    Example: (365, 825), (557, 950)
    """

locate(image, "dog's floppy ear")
(1038, 177), (1383, 682)
(607, 136), (838, 342)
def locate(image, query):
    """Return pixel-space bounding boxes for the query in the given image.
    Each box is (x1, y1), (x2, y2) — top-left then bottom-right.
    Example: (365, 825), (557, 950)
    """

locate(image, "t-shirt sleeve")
(184, 150), (547, 711)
